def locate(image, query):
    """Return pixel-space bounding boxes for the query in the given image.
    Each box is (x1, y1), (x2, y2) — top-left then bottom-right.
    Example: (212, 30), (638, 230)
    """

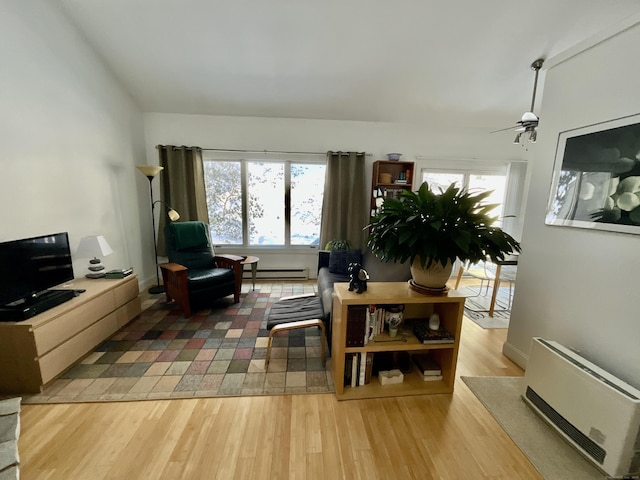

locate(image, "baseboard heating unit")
(248, 268), (309, 280)
(522, 337), (640, 477)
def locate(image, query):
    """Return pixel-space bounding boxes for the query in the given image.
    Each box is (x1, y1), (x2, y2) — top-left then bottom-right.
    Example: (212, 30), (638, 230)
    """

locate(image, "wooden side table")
(241, 256), (259, 290)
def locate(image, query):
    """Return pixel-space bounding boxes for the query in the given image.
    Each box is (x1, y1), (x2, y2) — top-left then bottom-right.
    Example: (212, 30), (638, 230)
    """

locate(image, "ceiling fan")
(493, 58), (545, 143)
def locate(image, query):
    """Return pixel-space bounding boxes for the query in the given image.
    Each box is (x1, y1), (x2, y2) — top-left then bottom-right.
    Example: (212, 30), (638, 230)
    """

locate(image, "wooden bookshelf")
(331, 282), (465, 400)
(370, 160), (415, 215)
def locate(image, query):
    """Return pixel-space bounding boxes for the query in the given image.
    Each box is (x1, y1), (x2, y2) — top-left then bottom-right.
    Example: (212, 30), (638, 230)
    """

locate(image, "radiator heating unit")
(522, 337), (640, 478)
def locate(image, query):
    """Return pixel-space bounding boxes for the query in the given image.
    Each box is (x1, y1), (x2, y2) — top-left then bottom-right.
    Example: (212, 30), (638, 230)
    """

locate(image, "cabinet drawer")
(39, 311), (119, 384)
(116, 297), (142, 328)
(114, 277), (139, 306)
(33, 290), (116, 356)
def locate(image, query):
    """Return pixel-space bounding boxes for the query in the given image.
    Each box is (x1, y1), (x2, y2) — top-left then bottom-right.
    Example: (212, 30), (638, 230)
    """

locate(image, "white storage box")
(378, 369), (404, 385)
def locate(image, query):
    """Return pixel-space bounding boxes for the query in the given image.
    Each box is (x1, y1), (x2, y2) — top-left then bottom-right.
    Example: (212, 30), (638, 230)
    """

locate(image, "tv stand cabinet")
(0, 275), (141, 394)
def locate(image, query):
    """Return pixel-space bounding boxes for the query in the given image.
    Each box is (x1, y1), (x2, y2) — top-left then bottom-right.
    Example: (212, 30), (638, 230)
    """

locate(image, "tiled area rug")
(23, 283), (334, 404)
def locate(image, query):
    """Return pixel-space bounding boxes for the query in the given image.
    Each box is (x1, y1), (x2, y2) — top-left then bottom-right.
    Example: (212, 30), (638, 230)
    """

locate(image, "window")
(204, 157), (326, 247)
(421, 169), (507, 222)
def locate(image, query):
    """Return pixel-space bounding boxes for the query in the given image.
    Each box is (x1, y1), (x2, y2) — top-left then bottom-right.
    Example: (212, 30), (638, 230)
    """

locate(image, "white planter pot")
(410, 257), (454, 289)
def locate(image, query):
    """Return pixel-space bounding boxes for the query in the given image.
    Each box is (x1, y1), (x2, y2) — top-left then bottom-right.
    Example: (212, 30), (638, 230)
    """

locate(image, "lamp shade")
(76, 235), (114, 258)
(168, 209), (180, 221)
(136, 165), (164, 177)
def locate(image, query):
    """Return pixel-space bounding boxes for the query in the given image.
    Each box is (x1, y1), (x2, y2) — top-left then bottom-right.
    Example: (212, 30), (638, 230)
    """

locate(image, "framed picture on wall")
(545, 113), (640, 235)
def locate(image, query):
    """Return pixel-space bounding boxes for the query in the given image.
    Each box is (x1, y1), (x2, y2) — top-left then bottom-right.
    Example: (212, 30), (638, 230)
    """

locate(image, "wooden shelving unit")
(331, 282), (465, 400)
(371, 160), (415, 215)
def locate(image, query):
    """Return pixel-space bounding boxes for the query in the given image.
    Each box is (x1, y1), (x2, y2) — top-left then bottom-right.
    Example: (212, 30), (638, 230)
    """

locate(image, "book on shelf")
(412, 353), (442, 376)
(104, 267), (133, 279)
(351, 354), (358, 388)
(346, 305), (368, 347)
(413, 323), (455, 344)
(345, 352), (374, 388)
(344, 353), (354, 387)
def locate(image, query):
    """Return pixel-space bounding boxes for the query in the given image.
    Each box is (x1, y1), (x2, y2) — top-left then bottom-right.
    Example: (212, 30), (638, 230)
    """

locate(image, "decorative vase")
(410, 257), (454, 289)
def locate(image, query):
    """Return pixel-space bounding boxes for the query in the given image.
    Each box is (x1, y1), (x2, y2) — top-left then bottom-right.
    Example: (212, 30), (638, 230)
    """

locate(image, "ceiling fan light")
(529, 130), (537, 142)
(514, 132), (522, 144)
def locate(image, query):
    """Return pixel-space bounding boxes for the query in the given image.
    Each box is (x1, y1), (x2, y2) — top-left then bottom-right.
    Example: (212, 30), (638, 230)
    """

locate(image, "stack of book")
(344, 352), (374, 387)
(105, 267), (133, 279)
(412, 353), (442, 382)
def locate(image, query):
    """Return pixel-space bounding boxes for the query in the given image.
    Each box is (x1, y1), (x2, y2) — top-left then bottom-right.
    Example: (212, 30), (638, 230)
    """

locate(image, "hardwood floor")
(18, 279), (541, 479)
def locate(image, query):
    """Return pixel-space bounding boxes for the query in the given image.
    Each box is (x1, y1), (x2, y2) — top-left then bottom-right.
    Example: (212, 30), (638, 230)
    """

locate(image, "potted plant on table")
(365, 182), (521, 291)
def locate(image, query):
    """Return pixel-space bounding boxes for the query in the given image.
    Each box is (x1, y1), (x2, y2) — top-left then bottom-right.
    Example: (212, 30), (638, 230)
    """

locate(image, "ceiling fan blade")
(490, 125), (518, 133)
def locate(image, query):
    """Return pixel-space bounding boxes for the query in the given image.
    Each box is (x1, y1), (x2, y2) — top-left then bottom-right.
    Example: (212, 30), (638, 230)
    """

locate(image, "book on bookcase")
(346, 305), (368, 347)
(413, 323), (455, 344)
(412, 353), (442, 376)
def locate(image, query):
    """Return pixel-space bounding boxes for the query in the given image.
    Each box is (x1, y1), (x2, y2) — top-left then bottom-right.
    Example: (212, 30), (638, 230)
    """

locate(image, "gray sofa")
(317, 248), (412, 321)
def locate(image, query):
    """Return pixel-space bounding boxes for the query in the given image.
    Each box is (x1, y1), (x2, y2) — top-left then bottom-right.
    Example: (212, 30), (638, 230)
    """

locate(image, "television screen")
(0, 232), (74, 306)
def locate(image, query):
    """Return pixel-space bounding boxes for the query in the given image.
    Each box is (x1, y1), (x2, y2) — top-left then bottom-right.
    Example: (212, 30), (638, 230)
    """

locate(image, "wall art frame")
(545, 113), (640, 235)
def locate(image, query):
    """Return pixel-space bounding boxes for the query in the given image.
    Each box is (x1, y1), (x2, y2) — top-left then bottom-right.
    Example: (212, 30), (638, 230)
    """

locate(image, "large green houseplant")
(366, 182), (521, 289)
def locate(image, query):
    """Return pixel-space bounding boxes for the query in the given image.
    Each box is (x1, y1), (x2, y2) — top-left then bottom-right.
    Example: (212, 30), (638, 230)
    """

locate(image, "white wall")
(504, 23), (640, 388)
(143, 113), (526, 276)
(1, 1), (147, 283)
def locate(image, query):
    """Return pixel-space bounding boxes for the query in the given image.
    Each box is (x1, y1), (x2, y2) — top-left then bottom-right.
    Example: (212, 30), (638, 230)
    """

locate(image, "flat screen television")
(0, 232), (74, 307)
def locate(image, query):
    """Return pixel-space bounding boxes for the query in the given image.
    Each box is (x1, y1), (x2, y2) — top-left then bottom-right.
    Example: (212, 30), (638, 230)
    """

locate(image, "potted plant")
(365, 182), (521, 290)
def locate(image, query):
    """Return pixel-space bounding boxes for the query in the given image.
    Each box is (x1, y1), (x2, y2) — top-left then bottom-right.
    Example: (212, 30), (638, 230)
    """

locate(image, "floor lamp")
(136, 165), (180, 294)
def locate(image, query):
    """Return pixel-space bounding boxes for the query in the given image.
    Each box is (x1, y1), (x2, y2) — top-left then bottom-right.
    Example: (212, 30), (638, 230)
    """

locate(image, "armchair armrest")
(214, 254), (244, 302)
(159, 262), (191, 316)
(318, 250), (331, 273)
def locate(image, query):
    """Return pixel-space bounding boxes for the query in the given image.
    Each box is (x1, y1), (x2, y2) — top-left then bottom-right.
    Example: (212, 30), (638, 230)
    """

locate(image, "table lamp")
(76, 235), (114, 278)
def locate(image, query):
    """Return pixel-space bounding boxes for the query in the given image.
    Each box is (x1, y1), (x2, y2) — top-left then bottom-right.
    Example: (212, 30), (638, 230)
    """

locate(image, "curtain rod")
(157, 145), (371, 156)
(202, 148), (372, 156)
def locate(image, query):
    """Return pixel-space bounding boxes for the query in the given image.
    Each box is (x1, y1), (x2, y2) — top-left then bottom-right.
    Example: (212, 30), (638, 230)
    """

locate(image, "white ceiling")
(58, 0), (640, 130)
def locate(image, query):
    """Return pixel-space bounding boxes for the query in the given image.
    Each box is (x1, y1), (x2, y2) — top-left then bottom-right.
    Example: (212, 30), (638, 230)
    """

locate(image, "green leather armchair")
(159, 221), (244, 318)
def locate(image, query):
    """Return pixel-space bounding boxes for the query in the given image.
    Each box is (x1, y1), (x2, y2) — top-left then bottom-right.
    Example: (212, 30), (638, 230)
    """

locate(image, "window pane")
(291, 163), (326, 246)
(248, 162), (284, 245)
(468, 174), (506, 221)
(204, 161), (243, 244)
(421, 172), (465, 192)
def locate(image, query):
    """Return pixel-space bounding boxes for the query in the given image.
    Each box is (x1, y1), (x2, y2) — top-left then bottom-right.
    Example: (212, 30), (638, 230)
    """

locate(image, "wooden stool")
(265, 318), (326, 368)
(265, 294), (326, 368)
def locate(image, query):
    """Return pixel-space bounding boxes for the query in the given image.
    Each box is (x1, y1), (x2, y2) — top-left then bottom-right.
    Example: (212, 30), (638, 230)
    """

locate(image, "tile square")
(227, 359), (250, 373)
(176, 349), (199, 362)
(225, 329), (243, 338)
(145, 362), (171, 376)
(159, 330), (179, 340)
(214, 348), (235, 361)
(195, 349), (216, 361)
(156, 350), (180, 362)
(233, 348), (253, 360)
(186, 360), (212, 375)
(207, 360), (230, 374)
(166, 361), (192, 375)
(116, 351), (144, 364)
(186, 338), (206, 349)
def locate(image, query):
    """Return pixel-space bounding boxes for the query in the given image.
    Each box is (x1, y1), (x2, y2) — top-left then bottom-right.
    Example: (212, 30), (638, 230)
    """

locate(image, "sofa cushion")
(328, 249), (362, 275)
(317, 266), (349, 314)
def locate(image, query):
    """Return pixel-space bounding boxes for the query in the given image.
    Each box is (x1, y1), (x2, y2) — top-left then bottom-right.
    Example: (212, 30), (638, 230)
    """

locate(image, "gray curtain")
(156, 145), (208, 255)
(320, 151), (368, 249)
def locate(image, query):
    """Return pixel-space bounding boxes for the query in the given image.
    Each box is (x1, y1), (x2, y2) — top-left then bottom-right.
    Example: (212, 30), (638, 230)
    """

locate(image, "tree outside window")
(204, 159), (325, 246)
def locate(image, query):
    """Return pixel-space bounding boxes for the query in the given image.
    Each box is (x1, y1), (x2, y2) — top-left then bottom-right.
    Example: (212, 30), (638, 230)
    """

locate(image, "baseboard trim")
(502, 340), (528, 370)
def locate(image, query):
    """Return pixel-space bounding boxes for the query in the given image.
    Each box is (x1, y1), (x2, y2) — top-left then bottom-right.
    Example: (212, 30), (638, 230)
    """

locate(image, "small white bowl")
(386, 153), (402, 161)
